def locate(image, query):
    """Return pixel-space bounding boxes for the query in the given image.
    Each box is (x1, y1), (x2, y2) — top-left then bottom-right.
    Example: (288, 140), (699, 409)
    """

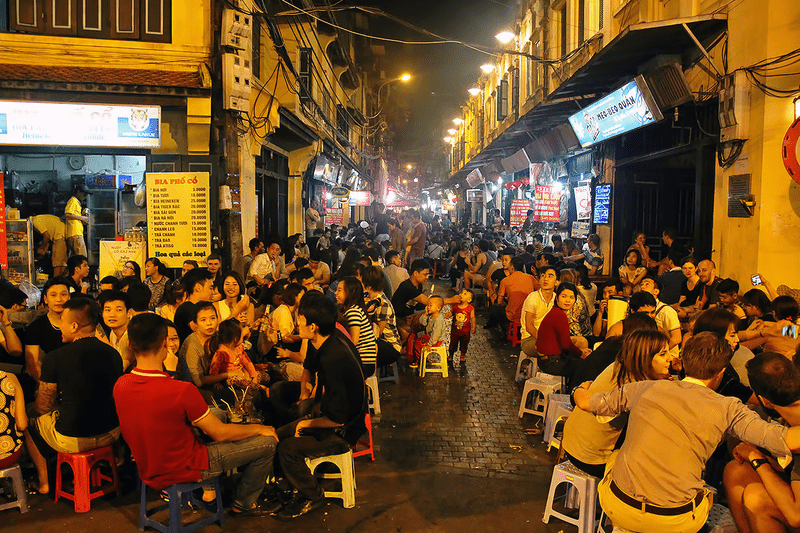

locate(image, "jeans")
(202, 435), (276, 509)
(276, 419), (351, 501)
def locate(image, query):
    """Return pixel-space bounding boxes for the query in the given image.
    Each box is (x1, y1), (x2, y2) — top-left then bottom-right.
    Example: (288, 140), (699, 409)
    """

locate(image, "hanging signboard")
(0, 101), (161, 148)
(331, 186), (350, 199)
(0, 172), (6, 269)
(574, 185), (592, 220)
(99, 241), (147, 280)
(147, 172), (211, 268)
(509, 199), (531, 227)
(466, 188), (484, 202)
(534, 185), (560, 222)
(326, 207), (347, 226)
(529, 163), (543, 186)
(568, 76), (663, 148)
(593, 184), (612, 224)
(349, 190), (371, 206)
(572, 221), (590, 238)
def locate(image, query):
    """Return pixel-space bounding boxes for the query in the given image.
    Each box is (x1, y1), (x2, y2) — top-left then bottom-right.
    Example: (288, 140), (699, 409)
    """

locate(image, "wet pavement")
(4, 282), (572, 532)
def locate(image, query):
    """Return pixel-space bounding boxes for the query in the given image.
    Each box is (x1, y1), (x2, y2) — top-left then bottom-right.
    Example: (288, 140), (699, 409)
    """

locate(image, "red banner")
(534, 185), (560, 222)
(0, 172), (6, 269)
(509, 199), (531, 227)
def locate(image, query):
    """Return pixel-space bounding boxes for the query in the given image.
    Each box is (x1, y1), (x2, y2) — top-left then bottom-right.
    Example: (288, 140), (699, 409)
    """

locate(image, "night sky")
(358, 0), (516, 171)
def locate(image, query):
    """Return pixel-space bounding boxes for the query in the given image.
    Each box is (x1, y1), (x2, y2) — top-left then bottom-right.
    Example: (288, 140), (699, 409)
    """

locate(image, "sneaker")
(230, 499), (285, 517)
(275, 496), (326, 520)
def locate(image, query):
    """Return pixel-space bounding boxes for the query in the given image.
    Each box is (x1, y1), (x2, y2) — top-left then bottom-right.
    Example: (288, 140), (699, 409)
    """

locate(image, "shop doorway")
(612, 144), (715, 268)
(255, 150), (289, 239)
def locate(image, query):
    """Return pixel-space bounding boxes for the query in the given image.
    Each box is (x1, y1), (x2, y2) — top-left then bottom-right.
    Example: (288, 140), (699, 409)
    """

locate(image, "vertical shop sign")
(574, 186), (592, 220)
(0, 172), (6, 269)
(534, 185), (560, 222)
(593, 184), (612, 224)
(147, 172), (211, 268)
(509, 199), (532, 227)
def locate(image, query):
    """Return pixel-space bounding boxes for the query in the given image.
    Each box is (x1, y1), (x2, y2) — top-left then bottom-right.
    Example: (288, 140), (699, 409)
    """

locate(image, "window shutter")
(10, 0), (45, 32)
(110, 0), (140, 39)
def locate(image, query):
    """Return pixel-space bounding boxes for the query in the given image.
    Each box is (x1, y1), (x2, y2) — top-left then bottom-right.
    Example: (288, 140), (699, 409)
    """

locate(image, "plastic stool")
(420, 346), (448, 377)
(542, 461), (599, 533)
(139, 476), (225, 533)
(518, 373), (562, 419)
(0, 464), (28, 513)
(543, 394), (573, 448)
(353, 413), (375, 461)
(305, 450), (356, 508)
(365, 375), (381, 416)
(378, 362), (399, 384)
(515, 352), (539, 382)
(506, 320), (521, 347)
(55, 445), (120, 512)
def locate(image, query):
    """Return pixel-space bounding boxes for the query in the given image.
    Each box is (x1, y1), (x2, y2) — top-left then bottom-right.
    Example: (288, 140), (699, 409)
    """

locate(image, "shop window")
(560, 5), (568, 57)
(336, 104), (350, 144)
(8, 0), (171, 42)
(496, 79), (509, 122)
(511, 67), (520, 114)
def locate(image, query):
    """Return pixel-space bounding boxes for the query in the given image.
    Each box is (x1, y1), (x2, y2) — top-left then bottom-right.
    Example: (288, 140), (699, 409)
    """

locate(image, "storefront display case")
(4, 218), (37, 286)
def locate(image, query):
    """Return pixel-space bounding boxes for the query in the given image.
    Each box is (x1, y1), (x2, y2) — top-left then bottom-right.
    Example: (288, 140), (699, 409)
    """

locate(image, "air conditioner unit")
(718, 71), (750, 143)
(222, 8), (252, 50)
(642, 63), (694, 110)
(223, 53), (251, 111)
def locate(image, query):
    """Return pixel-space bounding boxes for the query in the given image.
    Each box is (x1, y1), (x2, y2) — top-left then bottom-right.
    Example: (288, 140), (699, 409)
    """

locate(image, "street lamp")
(480, 64), (496, 74)
(443, 136), (453, 143)
(453, 118), (463, 125)
(368, 74), (413, 120)
(495, 31), (515, 44)
(468, 87), (482, 96)
(447, 129), (457, 135)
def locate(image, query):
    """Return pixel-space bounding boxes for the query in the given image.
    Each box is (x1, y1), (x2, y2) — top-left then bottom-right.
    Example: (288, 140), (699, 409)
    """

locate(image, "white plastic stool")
(0, 464), (28, 513)
(365, 375), (381, 416)
(542, 461), (599, 533)
(378, 362), (399, 384)
(305, 450), (356, 509)
(515, 352), (539, 382)
(518, 373), (562, 419)
(420, 346), (448, 378)
(543, 394), (573, 449)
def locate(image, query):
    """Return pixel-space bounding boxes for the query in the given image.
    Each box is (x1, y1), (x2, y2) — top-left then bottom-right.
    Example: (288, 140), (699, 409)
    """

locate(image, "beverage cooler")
(85, 182), (147, 266)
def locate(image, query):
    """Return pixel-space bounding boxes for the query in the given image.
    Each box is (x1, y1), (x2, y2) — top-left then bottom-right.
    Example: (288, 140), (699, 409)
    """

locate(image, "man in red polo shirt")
(114, 313), (279, 516)
(485, 255), (537, 333)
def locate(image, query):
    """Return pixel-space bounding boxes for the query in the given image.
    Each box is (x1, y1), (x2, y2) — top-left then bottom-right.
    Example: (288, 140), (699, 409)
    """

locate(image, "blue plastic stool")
(139, 476), (225, 533)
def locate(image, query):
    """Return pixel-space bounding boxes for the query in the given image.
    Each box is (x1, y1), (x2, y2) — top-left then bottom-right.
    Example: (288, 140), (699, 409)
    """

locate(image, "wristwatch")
(750, 457), (770, 471)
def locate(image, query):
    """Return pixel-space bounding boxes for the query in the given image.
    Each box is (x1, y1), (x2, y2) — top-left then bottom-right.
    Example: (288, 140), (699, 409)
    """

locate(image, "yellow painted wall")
(0, 1), (212, 72)
(711, 0), (800, 286)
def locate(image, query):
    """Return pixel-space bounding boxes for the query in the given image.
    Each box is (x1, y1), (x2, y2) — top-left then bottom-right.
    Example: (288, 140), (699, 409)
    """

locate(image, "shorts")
(67, 235), (87, 256)
(31, 410), (120, 454)
(51, 238), (68, 267)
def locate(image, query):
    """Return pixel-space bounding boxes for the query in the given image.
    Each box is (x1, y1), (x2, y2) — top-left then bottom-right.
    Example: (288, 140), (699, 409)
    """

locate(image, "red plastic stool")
(353, 413), (375, 461)
(507, 320), (521, 347)
(55, 445), (120, 512)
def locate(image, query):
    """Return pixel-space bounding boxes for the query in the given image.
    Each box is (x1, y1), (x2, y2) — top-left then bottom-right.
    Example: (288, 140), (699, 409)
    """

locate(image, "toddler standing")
(449, 289), (476, 364)
(412, 295), (446, 367)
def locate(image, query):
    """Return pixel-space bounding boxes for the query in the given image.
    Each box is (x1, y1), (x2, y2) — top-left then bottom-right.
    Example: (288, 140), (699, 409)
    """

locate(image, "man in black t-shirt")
(272, 293), (366, 520)
(391, 259), (462, 343)
(28, 297), (123, 493)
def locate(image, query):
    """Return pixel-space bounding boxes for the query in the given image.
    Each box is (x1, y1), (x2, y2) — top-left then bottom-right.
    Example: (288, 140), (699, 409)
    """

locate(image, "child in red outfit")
(411, 296), (446, 367)
(208, 318), (268, 391)
(449, 289), (476, 363)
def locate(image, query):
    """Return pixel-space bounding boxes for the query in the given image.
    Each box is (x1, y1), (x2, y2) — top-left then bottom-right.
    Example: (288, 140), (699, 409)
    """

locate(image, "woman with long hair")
(157, 281), (186, 323)
(562, 329), (671, 477)
(618, 249), (647, 295)
(535, 282), (592, 379)
(121, 260), (141, 281)
(144, 257), (170, 309)
(335, 276), (378, 377)
(626, 231), (653, 267)
(674, 256), (702, 318)
(215, 271), (255, 328)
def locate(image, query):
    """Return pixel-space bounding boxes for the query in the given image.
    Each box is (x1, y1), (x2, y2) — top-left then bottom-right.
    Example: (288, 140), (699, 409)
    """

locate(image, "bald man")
(698, 260), (721, 309)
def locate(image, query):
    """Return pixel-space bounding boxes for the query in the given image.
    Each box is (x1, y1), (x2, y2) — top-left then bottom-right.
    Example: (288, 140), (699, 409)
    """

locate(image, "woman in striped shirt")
(336, 276), (378, 377)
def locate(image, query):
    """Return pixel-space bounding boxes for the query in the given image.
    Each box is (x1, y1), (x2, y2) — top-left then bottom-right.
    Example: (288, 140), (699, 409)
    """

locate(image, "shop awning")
(0, 64), (210, 94)
(447, 14), (727, 187)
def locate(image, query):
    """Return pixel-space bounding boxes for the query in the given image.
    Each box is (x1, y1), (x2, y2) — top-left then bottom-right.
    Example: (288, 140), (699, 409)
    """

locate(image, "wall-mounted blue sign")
(568, 76), (663, 147)
(594, 184), (611, 224)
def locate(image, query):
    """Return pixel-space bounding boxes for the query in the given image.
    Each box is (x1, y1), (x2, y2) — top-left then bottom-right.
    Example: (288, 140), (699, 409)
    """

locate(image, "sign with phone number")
(146, 172), (211, 268)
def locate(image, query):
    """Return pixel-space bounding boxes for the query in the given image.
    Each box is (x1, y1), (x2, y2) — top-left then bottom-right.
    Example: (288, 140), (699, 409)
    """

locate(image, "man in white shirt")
(249, 240), (282, 287)
(520, 266), (559, 358)
(383, 250), (409, 299)
(640, 276), (682, 356)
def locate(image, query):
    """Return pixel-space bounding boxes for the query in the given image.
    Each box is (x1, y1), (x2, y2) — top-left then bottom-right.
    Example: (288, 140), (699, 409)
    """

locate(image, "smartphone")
(782, 325), (798, 339)
(751, 274), (763, 286)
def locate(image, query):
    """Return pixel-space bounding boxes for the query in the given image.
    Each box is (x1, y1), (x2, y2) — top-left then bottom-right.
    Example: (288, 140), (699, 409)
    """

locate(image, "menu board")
(594, 184), (612, 224)
(326, 206), (348, 226)
(0, 172), (6, 269)
(574, 186), (592, 220)
(99, 241), (146, 280)
(147, 172), (211, 268)
(509, 199), (531, 227)
(534, 185), (560, 222)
